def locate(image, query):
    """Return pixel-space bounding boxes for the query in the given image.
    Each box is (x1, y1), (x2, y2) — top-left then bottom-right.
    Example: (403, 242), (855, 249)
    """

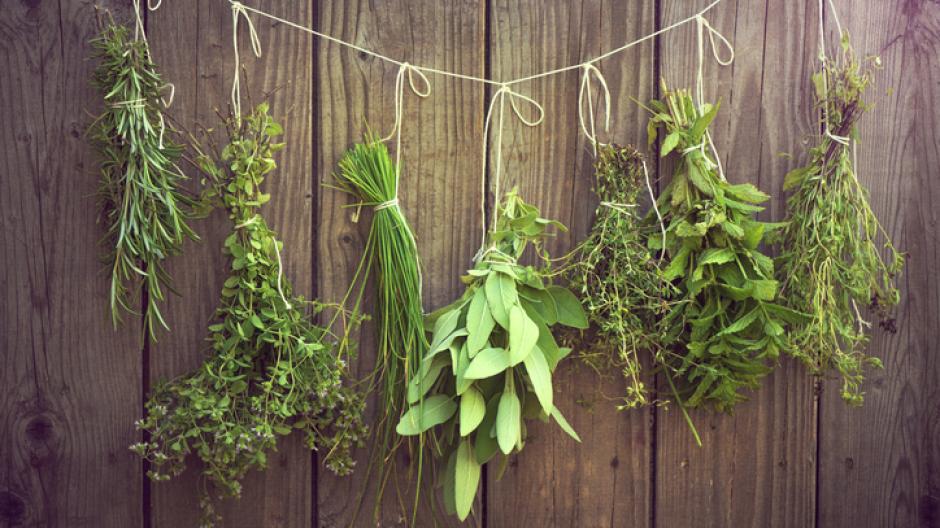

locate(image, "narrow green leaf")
(522, 346), (553, 414)
(454, 440), (481, 521)
(508, 305), (539, 365)
(466, 288), (495, 355)
(496, 388), (521, 454)
(460, 387), (486, 436)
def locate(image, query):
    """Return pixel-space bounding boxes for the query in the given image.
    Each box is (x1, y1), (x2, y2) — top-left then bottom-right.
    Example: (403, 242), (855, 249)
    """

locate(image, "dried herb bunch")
(89, 16), (196, 334)
(332, 138), (428, 516)
(564, 145), (673, 409)
(643, 85), (797, 413)
(132, 105), (366, 525)
(777, 34), (903, 404)
(397, 189), (586, 521)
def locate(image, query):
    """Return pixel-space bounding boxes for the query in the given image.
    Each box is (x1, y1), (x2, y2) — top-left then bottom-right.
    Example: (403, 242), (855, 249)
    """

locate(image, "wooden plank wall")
(0, 1), (936, 527)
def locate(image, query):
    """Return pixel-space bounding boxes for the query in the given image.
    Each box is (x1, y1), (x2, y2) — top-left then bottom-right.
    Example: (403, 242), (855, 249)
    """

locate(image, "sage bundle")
(333, 138), (428, 514)
(777, 35), (903, 404)
(396, 189), (586, 521)
(132, 105), (366, 526)
(89, 16), (196, 335)
(564, 145), (673, 409)
(644, 86), (796, 413)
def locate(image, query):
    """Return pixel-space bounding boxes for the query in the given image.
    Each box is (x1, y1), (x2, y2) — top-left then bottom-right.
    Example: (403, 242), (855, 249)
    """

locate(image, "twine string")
(381, 62), (432, 172)
(694, 15), (734, 182)
(578, 64), (611, 156)
(231, 1), (263, 120)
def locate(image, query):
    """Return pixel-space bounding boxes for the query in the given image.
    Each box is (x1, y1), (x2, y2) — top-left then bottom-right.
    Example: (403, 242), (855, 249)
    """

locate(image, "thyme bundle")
(89, 16), (196, 335)
(332, 138), (428, 515)
(132, 105), (366, 525)
(643, 85), (797, 413)
(396, 190), (586, 521)
(564, 145), (673, 409)
(777, 35), (903, 404)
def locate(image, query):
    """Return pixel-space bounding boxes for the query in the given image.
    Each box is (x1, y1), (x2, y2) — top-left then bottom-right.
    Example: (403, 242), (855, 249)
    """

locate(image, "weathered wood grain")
(484, 1), (655, 526)
(148, 1), (314, 526)
(653, 1), (818, 526)
(0, 1), (142, 526)
(818, 1), (940, 527)
(314, 1), (484, 526)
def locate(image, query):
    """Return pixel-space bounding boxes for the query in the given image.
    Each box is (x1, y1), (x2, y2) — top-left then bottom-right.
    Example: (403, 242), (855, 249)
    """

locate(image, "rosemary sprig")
(776, 34), (903, 404)
(89, 17), (196, 335)
(132, 105), (367, 526)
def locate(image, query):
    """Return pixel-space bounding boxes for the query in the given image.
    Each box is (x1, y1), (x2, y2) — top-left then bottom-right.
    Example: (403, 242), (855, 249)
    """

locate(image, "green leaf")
(508, 305), (539, 365)
(522, 346), (553, 414)
(750, 279), (778, 301)
(464, 348), (510, 379)
(699, 248), (736, 266)
(783, 166), (809, 190)
(530, 287), (559, 324)
(726, 182), (769, 204)
(407, 355), (448, 404)
(474, 396), (500, 464)
(661, 132), (681, 157)
(486, 271), (517, 329)
(454, 440), (481, 521)
(466, 288), (495, 355)
(547, 285), (588, 329)
(442, 450), (457, 515)
(691, 101), (720, 139)
(396, 395), (457, 436)
(460, 387), (487, 436)
(496, 388), (521, 454)
(716, 307), (761, 337)
(551, 406), (581, 442)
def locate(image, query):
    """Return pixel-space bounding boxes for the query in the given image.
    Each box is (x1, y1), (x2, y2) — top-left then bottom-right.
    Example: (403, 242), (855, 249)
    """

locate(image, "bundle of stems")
(776, 34), (903, 404)
(133, 105), (366, 526)
(332, 137), (428, 519)
(89, 14), (196, 335)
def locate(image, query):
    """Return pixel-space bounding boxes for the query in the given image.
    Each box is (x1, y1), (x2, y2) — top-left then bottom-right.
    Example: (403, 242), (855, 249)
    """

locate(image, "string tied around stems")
(126, 0), (175, 148)
(476, 83), (545, 261)
(693, 14), (734, 181)
(230, 0), (263, 120)
(577, 63), (611, 156)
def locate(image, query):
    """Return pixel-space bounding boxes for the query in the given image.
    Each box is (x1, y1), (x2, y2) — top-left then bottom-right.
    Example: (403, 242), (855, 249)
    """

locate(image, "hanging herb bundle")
(89, 15), (196, 335)
(132, 104), (366, 526)
(332, 138), (428, 513)
(563, 145), (674, 409)
(396, 189), (586, 521)
(776, 34), (903, 405)
(643, 85), (798, 413)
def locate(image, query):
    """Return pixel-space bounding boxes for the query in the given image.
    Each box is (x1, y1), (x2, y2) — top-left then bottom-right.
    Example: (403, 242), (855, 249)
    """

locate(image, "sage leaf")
(496, 389), (521, 454)
(547, 285), (588, 329)
(466, 288), (495, 355)
(522, 346), (553, 414)
(454, 440), (481, 521)
(460, 387), (486, 436)
(396, 395), (457, 436)
(464, 348), (510, 379)
(508, 305), (538, 365)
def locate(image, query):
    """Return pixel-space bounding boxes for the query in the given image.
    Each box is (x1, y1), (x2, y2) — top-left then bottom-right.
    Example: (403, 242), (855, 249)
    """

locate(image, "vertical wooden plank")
(314, 1), (484, 526)
(148, 1), (313, 526)
(484, 1), (655, 526)
(818, 1), (940, 527)
(0, 1), (142, 527)
(654, 1), (818, 526)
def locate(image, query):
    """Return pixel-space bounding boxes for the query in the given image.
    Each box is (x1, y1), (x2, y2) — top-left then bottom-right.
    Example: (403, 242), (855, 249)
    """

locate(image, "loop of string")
(230, 1), (262, 120)
(381, 62), (432, 171)
(477, 84), (545, 259)
(578, 64), (611, 156)
(816, 0), (851, 146)
(235, 216), (292, 310)
(127, 0), (174, 148)
(694, 15), (734, 182)
(642, 161), (667, 265)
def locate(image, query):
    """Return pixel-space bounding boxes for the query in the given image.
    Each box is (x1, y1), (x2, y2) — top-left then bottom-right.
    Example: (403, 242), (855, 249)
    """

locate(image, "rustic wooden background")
(2, 0), (937, 526)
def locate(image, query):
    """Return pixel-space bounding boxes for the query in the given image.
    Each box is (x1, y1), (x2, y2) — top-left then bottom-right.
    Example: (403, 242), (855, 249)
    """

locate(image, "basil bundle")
(132, 105), (366, 526)
(396, 189), (586, 521)
(777, 35), (903, 404)
(644, 86), (796, 413)
(89, 18), (197, 335)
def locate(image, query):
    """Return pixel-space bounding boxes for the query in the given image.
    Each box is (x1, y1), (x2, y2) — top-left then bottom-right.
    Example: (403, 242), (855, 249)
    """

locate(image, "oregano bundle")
(89, 16), (196, 335)
(644, 85), (798, 413)
(776, 34), (903, 404)
(132, 105), (366, 526)
(396, 189), (586, 521)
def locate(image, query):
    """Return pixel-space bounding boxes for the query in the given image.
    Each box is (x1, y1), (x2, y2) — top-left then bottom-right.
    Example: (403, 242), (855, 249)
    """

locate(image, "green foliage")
(644, 85), (793, 413)
(89, 18), (196, 336)
(396, 189), (585, 521)
(776, 35), (903, 404)
(332, 137), (428, 518)
(132, 105), (366, 526)
(564, 145), (675, 409)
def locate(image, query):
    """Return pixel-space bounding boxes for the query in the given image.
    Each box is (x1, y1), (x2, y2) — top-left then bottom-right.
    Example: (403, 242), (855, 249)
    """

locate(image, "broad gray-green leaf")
(530, 287), (558, 324)
(547, 285), (588, 329)
(432, 307), (461, 342)
(460, 387), (486, 436)
(454, 440), (481, 521)
(455, 344), (473, 395)
(407, 355), (448, 404)
(466, 288), (495, 355)
(396, 395), (457, 436)
(508, 305), (538, 365)
(496, 388), (521, 454)
(522, 346), (553, 414)
(486, 271), (517, 329)
(551, 406), (581, 442)
(464, 347), (510, 379)
(661, 131), (681, 156)
(474, 397), (500, 464)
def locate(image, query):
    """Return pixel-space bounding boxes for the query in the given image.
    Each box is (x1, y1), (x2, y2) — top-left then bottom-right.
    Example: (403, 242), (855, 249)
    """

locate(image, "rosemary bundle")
(332, 138), (428, 514)
(564, 145), (673, 409)
(777, 35), (903, 404)
(132, 105), (366, 525)
(89, 17), (196, 335)
(644, 85), (797, 413)
(397, 190), (586, 521)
